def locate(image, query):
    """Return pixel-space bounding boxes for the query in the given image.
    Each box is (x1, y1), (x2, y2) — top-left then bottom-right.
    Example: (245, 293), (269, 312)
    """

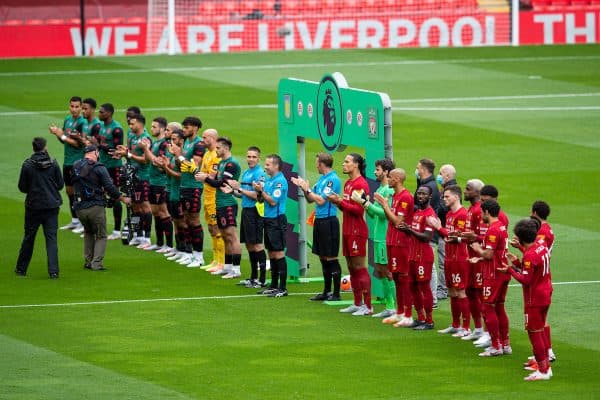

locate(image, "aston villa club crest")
(316, 75), (344, 151)
(284, 94), (291, 120)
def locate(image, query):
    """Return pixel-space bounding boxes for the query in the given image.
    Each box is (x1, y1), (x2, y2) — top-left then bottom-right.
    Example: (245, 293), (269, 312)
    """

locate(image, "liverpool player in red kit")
(461, 179), (486, 341)
(428, 185), (471, 337)
(327, 153), (372, 316)
(375, 168), (414, 327)
(398, 185), (436, 330)
(504, 218), (553, 380)
(470, 200), (511, 357)
(510, 200), (557, 365)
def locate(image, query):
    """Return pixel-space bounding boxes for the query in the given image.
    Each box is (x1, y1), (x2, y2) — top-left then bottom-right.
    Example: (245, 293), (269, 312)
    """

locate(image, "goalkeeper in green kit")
(351, 159), (396, 318)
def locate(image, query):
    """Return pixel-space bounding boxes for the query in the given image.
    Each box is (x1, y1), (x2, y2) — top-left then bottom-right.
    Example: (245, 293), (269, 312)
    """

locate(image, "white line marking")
(1, 281), (599, 309)
(392, 92), (600, 103)
(393, 106), (600, 111)
(1, 55), (598, 77)
(3, 92), (599, 117)
(0, 104), (277, 116)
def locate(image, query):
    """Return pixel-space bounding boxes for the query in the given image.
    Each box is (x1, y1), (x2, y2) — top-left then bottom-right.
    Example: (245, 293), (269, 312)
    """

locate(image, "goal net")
(146, 0), (512, 54)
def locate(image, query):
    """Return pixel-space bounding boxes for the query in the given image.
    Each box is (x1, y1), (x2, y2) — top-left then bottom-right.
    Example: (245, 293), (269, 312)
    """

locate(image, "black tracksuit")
(16, 151), (64, 277)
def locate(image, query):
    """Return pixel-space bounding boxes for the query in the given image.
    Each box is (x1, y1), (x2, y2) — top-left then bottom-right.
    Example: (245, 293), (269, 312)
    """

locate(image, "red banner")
(0, 14), (510, 58)
(520, 10), (600, 44)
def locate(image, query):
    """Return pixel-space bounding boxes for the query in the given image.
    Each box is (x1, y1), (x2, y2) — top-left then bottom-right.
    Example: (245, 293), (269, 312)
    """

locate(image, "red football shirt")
(409, 206), (436, 262)
(466, 201), (483, 258)
(439, 207), (469, 263)
(482, 220), (509, 282)
(386, 188), (414, 247)
(536, 221), (555, 251)
(509, 242), (552, 307)
(479, 209), (509, 242)
(338, 175), (369, 237)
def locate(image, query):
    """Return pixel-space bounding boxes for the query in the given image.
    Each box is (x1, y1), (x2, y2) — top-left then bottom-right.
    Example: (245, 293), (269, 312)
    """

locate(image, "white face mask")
(414, 169), (420, 180)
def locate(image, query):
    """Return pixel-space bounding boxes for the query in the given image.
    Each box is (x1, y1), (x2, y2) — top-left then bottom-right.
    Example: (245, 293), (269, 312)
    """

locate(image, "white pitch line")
(0, 104), (277, 116)
(1, 281), (599, 309)
(393, 106), (600, 111)
(0, 292), (317, 309)
(0, 55), (598, 77)
(392, 92), (600, 103)
(2, 92), (600, 117)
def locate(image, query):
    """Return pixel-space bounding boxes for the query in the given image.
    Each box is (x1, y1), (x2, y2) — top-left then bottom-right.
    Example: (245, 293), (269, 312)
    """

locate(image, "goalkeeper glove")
(350, 189), (368, 205)
(181, 159), (197, 173)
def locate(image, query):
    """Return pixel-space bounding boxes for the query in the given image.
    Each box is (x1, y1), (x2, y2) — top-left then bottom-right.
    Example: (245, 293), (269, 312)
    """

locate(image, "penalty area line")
(1, 281), (599, 309)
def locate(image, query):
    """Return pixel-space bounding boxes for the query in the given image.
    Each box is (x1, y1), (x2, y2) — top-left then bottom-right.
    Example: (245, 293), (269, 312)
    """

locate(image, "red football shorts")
(410, 259), (433, 282)
(482, 279), (509, 304)
(342, 234), (367, 257)
(445, 260), (469, 290)
(524, 305), (549, 331)
(387, 245), (409, 274)
(468, 260), (484, 289)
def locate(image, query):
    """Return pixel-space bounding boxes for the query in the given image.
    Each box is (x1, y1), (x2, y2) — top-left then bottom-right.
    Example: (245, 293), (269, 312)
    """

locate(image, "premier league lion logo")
(322, 89), (336, 137)
(317, 75), (343, 151)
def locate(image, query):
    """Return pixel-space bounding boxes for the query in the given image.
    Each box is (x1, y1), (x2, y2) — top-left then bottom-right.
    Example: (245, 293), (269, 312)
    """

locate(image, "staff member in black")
(73, 144), (130, 271)
(16, 137), (64, 278)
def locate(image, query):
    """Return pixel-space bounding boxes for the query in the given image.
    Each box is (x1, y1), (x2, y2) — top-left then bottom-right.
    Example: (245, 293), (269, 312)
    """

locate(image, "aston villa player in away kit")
(505, 219), (553, 380)
(399, 185), (436, 330)
(327, 153), (372, 316)
(429, 185), (471, 337)
(470, 200), (511, 357)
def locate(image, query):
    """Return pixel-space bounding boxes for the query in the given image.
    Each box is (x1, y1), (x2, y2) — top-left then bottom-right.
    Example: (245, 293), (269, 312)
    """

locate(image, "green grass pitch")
(0, 44), (599, 399)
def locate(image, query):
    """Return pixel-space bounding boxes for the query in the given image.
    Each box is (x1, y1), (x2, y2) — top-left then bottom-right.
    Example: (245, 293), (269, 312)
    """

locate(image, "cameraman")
(73, 145), (130, 271)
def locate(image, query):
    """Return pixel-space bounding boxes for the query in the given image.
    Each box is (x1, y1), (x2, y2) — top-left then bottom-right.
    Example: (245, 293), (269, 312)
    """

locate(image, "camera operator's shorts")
(149, 185), (167, 205)
(63, 165), (74, 186)
(240, 206), (263, 245)
(217, 205), (238, 229)
(264, 215), (287, 252)
(107, 167), (121, 187)
(180, 187), (202, 213)
(133, 180), (150, 203)
(168, 200), (184, 219)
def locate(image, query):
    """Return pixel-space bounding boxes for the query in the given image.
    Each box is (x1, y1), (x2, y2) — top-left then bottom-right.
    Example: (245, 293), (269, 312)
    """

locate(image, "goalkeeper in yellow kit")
(198, 129), (225, 271)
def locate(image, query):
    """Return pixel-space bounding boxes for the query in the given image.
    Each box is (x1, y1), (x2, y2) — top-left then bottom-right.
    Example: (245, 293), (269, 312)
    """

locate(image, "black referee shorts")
(240, 206), (263, 245)
(312, 216), (340, 257)
(264, 215), (287, 252)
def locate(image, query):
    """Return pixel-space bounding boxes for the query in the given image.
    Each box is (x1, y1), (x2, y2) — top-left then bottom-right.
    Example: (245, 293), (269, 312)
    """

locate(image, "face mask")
(414, 169), (420, 180)
(436, 174), (443, 185)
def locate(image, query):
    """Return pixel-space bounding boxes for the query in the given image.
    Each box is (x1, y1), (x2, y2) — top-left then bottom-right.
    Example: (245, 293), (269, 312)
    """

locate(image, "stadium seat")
(126, 17), (146, 24)
(281, 0), (300, 16)
(25, 19), (44, 25)
(216, 0), (237, 18)
(199, 0), (216, 16)
(398, 0), (421, 11)
(341, 0), (359, 15)
(3, 19), (24, 26)
(106, 17), (125, 24)
(45, 19), (65, 25)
